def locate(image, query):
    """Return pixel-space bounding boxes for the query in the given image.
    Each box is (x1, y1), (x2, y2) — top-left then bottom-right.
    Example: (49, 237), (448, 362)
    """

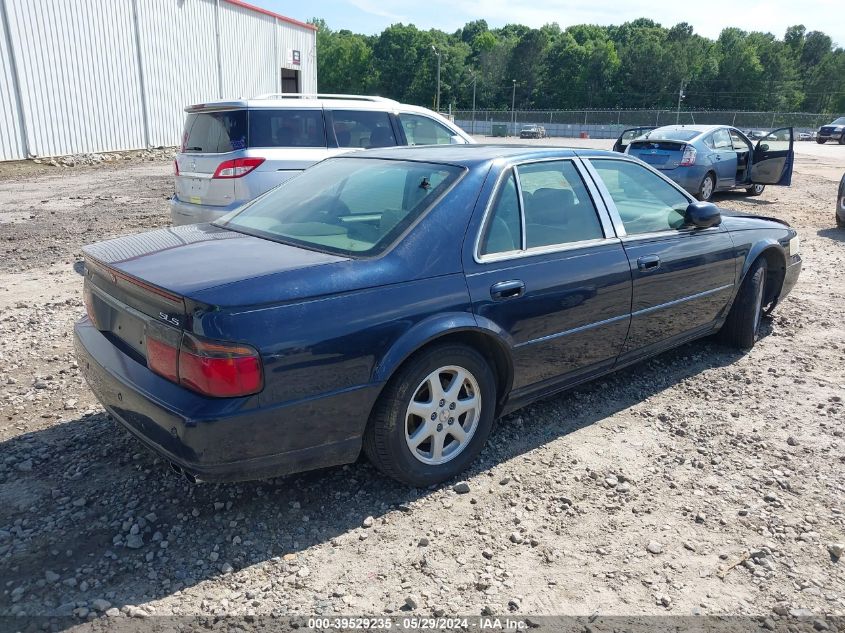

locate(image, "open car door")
(750, 127), (794, 186)
(613, 126), (656, 153)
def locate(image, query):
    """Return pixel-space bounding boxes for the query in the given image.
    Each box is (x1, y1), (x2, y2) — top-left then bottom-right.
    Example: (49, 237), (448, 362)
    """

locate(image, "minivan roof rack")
(251, 93), (398, 103)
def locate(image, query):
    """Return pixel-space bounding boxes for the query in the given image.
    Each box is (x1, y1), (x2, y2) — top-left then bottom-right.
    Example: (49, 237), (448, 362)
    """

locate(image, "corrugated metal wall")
(0, 0), (317, 161)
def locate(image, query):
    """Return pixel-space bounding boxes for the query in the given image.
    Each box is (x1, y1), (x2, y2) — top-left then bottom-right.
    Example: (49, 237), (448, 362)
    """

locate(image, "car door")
(750, 127), (795, 186)
(464, 159), (632, 395)
(583, 157), (737, 362)
(613, 127), (656, 153)
(710, 128), (738, 188)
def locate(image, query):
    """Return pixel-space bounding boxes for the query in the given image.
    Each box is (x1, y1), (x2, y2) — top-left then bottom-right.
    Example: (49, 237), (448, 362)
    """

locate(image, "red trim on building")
(222, 0), (317, 31)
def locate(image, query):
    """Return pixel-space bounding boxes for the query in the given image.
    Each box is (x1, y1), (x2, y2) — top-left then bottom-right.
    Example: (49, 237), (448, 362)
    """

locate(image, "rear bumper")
(170, 196), (242, 226)
(74, 318), (374, 482)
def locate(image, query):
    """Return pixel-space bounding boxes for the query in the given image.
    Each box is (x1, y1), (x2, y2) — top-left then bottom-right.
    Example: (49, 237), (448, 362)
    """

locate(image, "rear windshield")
(216, 158), (463, 256)
(642, 129), (700, 142)
(182, 109), (326, 153)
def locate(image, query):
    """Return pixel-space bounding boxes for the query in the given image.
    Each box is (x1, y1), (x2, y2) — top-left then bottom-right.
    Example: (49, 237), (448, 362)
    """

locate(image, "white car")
(171, 94), (474, 226)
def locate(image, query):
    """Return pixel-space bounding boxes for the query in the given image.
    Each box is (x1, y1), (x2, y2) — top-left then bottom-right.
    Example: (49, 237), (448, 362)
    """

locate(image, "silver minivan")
(171, 94), (474, 225)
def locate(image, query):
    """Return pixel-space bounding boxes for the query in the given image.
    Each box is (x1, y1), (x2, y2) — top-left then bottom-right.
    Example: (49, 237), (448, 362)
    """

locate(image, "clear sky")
(258, 0), (844, 46)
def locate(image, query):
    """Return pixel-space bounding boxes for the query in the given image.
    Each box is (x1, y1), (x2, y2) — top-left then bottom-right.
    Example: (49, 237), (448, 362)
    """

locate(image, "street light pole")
(471, 73), (477, 135)
(676, 80), (686, 124)
(511, 79), (516, 137)
(431, 45), (441, 112)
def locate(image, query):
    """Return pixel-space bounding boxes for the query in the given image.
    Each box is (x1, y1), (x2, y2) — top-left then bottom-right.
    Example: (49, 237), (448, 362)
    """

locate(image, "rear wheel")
(746, 183), (766, 196)
(363, 344), (496, 487)
(718, 258), (767, 350)
(696, 173), (715, 201)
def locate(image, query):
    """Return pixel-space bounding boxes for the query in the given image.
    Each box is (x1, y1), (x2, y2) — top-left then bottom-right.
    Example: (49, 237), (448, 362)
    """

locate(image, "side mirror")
(685, 201), (721, 228)
(449, 135), (468, 145)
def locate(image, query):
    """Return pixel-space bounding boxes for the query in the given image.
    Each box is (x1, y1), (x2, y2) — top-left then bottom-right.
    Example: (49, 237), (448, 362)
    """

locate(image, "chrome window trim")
(473, 156), (616, 264)
(581, 155), (696, 239)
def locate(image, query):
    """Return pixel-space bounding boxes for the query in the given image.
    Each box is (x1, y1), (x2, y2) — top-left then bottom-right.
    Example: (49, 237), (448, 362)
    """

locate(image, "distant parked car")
(171, 94), (474, 226)
(519, 125), (545, 139)
(798, 131), (813, 141)
(816, 117), (845, 144)
(837, 173), (845, 228)
(625, 125), (795, 201)
(76, 145), (801, 485)
(612, 126), (656, 153)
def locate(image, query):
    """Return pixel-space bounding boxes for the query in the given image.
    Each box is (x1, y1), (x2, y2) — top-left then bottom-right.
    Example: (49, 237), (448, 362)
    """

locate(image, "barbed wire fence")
(446, 109), (832, 138)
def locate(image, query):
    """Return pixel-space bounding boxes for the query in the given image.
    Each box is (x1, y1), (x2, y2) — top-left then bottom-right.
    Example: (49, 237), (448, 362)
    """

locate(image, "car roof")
(650, 124), (729, 137)
(186, 94), (432, 113)
(337, 144), (622, 168)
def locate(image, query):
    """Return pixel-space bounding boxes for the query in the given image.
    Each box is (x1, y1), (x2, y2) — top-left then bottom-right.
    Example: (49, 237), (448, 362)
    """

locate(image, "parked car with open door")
(625, 125), (795, 201)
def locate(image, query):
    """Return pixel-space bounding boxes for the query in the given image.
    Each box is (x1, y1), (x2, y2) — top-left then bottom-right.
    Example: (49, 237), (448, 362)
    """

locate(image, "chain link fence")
(448, 109), (832, 139)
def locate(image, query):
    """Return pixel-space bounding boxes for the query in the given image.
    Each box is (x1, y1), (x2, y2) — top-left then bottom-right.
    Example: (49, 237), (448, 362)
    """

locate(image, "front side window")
(217, 158), (462, 256)
(249, 109), (325, 148)
(517, 161), (604, 247)
(332, 110), (397, 148)
(399, 113), (455, 145)
(590, 159), (690, 235)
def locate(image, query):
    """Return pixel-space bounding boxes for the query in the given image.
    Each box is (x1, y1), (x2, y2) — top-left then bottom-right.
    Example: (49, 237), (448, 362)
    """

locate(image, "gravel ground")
(0, 141), (844, 628)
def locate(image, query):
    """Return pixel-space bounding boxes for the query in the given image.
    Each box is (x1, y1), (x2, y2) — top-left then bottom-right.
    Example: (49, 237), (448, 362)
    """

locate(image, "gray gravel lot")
(0, 141), (844, 626)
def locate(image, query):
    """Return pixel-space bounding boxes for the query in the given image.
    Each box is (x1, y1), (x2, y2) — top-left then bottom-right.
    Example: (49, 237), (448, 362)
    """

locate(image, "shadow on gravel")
(0, 338), (744, 623)
(817, 227), (845, 242)
(713, 192), (774, 206)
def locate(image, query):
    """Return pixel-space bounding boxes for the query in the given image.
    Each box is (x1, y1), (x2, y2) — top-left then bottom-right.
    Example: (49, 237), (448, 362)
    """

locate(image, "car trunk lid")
(627, 140), (688, 170)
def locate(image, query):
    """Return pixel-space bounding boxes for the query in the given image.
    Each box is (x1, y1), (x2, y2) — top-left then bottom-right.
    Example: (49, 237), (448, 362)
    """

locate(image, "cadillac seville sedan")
(75, 146), (802, 487)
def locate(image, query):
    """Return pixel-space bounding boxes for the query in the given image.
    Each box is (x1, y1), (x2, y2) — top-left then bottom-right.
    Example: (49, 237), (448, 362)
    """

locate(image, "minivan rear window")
(182, 111), (248, 153)
(182, 109), (327, 153)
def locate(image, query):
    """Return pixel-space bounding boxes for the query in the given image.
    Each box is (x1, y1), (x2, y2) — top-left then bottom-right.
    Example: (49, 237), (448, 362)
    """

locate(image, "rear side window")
(517, 161), (603, 247)
(249, 110), (325, 148)
(331, 111), (397, 148)
(399, 113), (455, 145)
(182, 111), (248, 153)
(479, 170), (521, 256)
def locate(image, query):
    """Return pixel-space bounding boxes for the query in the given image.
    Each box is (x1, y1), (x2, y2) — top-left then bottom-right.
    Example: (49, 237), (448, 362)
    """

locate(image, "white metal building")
(0, 0), (317, 161)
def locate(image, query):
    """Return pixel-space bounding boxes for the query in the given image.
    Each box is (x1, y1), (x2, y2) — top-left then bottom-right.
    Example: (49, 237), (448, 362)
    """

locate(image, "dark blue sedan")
(74, 146), (802, 487)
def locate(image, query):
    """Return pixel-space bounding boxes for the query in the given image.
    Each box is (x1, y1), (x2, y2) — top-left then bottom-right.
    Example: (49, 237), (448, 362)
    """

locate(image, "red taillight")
(680, 145), (697, 166)
(147, 336), (179, 383)
(174, 160), (179, 176)
(212, 157), (265, 179)
(144, 331), (263, 398)
(178, 334), (263, 397)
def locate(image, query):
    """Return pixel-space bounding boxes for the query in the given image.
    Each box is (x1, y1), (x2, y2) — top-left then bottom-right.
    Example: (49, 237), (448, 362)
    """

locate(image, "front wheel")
(816, 138), (826, 144)
(363, 344), (496, 487)
(696, 173), (716, 201)
(717, 258), (767, 350)
(839, 135), (845, 145)
(746, 183), (766, 196)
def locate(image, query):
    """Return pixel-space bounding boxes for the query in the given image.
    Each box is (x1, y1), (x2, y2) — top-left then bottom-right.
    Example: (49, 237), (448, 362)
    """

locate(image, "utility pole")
(431, 46), (441, 112)
(511, 79), (516, 136)
(471, 73), (477, 135)
(676, 81), (686, 124)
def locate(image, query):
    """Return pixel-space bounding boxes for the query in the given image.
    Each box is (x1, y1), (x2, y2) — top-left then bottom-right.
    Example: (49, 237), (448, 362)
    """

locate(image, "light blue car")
(625, 125), (795, 201)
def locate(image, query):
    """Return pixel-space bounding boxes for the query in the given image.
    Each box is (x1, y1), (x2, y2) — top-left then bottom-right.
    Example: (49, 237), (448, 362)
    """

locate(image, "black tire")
(718, 258), (767, 350)
(696, 172), (716, 201)
(816, 138), (826, 144)
(363, 344), (497, 487)
(839, 135), (845, 145)
(837, 214), (845, 229)
(745, 184), (766, 196)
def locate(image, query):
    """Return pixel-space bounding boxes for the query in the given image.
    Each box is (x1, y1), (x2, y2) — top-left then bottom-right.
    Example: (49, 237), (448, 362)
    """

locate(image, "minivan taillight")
(680, 145), (697, 166)
(212, 157), (265, 179)
(145, 330), (263, 398)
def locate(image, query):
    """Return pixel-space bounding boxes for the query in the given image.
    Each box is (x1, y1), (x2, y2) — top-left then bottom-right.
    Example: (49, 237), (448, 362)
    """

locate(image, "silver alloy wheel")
(404, 365), (481, 466)
(751, 184), (765, 194)
(701, 175), (714, 200)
